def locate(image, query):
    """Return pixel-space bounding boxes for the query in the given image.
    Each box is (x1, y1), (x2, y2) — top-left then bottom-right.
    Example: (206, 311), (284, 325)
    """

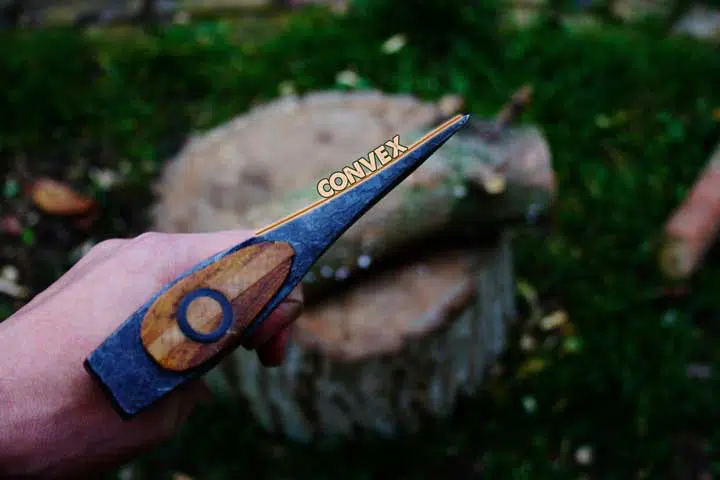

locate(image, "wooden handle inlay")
(140, 241), (295, 372)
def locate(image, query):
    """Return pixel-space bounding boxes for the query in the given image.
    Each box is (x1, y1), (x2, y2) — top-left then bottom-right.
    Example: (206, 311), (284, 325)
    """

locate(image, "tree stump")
(152, 89), (555, 440)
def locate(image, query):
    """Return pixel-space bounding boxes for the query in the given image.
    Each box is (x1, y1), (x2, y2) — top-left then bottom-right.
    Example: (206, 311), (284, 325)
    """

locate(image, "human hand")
(0, 230), (303, 478)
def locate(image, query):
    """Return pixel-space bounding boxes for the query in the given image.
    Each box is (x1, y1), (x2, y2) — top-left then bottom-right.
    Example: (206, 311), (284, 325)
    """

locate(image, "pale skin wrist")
(0, 314), (188, 476)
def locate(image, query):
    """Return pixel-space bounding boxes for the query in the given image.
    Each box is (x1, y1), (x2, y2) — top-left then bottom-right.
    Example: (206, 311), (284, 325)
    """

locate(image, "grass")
(2, 3), (720, 478)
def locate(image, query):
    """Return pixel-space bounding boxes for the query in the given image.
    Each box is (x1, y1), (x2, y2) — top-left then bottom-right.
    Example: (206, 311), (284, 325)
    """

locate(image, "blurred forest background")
(2, 0), (720, 478)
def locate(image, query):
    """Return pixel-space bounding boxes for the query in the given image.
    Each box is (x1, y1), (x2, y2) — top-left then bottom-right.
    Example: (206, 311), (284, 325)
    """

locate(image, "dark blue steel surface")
(84, 114), (470, 418)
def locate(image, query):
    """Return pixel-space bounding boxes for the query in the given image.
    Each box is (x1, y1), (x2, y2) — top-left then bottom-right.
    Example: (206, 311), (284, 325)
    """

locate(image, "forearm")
(0, 316), (58, 476)
(0, 312), (135, 478)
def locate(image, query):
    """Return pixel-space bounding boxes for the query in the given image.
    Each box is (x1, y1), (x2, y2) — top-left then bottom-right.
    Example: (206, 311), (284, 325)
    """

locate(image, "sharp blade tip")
(443, 113), (470, 137)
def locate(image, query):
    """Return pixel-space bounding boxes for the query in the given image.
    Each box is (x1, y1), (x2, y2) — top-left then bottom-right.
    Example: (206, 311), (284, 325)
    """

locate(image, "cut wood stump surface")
(152, 89), (555, 440)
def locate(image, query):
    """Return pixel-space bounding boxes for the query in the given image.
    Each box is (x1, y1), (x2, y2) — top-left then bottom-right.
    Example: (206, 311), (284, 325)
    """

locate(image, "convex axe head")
(84, 114), (470, 418)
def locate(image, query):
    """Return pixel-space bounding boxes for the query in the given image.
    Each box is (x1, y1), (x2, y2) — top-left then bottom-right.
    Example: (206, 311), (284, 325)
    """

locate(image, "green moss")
(2, 7), (720, 478)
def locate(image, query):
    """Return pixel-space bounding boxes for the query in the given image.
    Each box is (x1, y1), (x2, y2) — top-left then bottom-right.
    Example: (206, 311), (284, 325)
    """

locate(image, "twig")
(494, 84), (534, 131)
(471, 84), (534, 141)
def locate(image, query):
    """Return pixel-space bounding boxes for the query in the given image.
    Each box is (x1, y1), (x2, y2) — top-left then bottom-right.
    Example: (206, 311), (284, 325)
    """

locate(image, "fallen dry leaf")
(483, 174), (507, 195)
(465, 163), (507, 195)
(380, 34), (406, 54)
(30, 178), (95, 216)
(540, 310), (568, 331)
(518, 357), (545, 378)
(520, 333), (536, 351)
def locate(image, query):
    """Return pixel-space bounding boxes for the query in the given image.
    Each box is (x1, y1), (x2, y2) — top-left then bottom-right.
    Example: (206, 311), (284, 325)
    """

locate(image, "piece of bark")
(204, 233), (515, 441)
(660, 143), (720, 280)
(152, 90), (554, 301)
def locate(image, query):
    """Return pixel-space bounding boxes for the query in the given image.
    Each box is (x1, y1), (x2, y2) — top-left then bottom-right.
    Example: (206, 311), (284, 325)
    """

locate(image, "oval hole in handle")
(140, 241), (295, 372)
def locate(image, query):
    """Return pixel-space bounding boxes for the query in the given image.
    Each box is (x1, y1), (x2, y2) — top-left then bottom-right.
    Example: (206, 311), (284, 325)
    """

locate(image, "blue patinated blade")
(84, 114), (469, 418)
(249, 114), (470, 336)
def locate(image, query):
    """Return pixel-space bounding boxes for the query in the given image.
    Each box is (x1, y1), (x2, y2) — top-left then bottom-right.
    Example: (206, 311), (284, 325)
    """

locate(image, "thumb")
(119, 230), (260, 287)
(65, 229), (276, 341)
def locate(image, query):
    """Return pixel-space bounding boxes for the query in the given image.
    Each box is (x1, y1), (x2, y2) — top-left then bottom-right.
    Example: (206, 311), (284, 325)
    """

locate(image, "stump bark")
(151, 89), (554, 440)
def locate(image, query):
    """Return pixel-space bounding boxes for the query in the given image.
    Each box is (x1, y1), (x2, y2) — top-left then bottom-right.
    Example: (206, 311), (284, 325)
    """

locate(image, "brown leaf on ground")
(29, 178), (96, 216)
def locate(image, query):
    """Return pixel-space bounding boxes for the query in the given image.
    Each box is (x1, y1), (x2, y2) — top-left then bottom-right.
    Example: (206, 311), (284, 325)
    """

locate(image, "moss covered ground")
(2, 2), (720, 477)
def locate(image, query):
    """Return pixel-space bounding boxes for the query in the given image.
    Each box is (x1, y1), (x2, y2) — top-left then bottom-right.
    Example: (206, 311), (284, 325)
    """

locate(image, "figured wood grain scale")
(140, 241), (295, 372)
